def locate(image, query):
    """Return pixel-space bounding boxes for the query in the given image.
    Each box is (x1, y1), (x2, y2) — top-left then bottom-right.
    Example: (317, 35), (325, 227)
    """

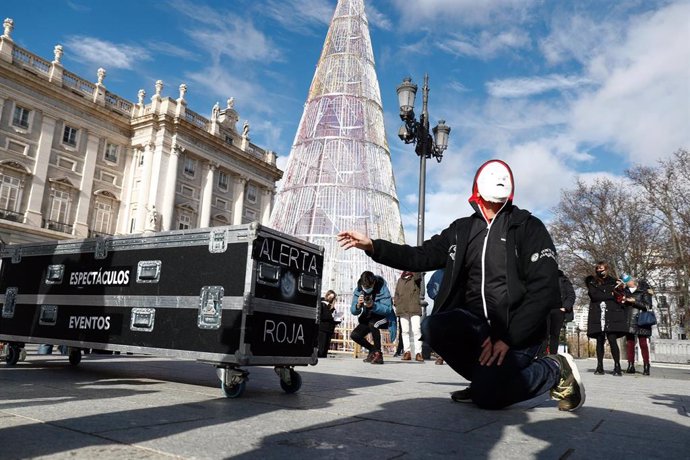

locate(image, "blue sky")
(4, 0), (689, 243)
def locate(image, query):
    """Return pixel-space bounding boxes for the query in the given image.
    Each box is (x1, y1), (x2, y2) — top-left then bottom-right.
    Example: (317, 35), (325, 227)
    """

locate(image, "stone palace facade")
(0, 18), (282, 244)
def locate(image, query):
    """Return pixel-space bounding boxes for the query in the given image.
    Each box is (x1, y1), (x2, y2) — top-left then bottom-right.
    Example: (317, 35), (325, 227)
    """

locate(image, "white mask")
(476, 162), (512, 203)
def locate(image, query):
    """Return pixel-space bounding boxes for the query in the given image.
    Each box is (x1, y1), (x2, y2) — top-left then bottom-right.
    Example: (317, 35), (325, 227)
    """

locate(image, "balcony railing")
(42, 219), (73, 234)
(0, 209), (24, 222)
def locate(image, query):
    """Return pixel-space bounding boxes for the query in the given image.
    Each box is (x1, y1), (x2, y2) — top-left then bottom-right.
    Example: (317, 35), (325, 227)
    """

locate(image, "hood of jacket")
(468, 159), (515, 218)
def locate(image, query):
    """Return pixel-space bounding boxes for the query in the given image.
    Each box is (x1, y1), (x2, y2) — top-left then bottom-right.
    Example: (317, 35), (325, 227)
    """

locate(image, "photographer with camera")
(350, 271), (396, 365)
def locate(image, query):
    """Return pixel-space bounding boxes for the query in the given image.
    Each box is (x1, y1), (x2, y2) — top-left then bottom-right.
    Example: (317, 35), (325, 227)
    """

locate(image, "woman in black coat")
(586, 261), (627, 376)
(621, 276), (653, 375)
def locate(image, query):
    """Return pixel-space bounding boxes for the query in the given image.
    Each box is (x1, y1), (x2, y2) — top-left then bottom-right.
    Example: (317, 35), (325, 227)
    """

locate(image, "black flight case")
(0, 223), (324, 397)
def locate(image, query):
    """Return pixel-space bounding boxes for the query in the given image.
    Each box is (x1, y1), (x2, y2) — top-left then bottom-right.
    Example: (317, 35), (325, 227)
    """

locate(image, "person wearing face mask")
(585, 262), (626, 376)
(350, 271), (396, 365)
(337, 159), (584, 412)
(621, 275), (653, 375)
(394, 271), (424, 362)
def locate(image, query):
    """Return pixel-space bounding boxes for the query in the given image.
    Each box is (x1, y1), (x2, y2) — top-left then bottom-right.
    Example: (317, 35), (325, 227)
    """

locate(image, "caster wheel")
(279, 370), (302, 394)
(68, 348), (82, 366)
(221, 380), (246, 398)
(5, 345), (20, 366)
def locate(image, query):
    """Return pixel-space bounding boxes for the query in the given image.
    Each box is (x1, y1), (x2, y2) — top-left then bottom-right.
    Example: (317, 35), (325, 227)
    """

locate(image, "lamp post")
(396, 74), (451, 329)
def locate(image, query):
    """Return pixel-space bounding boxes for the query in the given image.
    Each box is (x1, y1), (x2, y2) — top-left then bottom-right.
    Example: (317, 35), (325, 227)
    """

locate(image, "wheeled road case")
(0, 223), (324, 397)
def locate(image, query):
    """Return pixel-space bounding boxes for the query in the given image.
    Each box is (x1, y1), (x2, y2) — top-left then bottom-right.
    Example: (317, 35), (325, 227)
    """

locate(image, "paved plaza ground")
(1, 346), (688, 459)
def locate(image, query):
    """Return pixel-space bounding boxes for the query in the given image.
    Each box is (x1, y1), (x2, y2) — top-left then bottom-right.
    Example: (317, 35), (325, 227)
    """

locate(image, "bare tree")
(627, 149), (690, 336)
(550, 178), (665, 281)
(549, 176), (669, 332)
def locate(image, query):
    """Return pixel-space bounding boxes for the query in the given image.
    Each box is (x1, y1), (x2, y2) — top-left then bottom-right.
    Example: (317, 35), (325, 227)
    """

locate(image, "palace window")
(12, 105), (30, 128)
(183, 157), (197, 177)
(104, 143), (119, 163)
(0, 174), (22, 213)
(217, 171), (229, 191)
(92, 200), (113, 235)
(48, 188), (71, 224)
(62, 125), (78, 146)
(246, 183), (257, 203)
(177, 212), (192, 230)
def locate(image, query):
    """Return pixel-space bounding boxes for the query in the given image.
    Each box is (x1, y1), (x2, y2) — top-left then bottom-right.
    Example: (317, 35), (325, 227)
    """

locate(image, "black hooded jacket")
(367, 160), (560, 349)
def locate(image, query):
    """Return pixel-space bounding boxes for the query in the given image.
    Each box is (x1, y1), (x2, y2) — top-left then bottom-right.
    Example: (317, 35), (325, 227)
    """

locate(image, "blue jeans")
(422, 309), (559, 409)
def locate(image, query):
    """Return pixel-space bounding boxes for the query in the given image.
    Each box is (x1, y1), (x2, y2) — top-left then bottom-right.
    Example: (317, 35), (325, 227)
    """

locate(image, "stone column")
(161, 145), (182, 231)
(199, 163), (216, 228)
(147, 134), (164, 208)
(24, 115), (56, 227)
(232, 175), (247, 225)
(260, 188), (273, 225)
(118, 147), (138, 234)
(135, 142), (154, 233)
(73, 133), (100, 236)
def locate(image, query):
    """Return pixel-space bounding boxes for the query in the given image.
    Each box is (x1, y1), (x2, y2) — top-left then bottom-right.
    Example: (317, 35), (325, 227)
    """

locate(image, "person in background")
(317, 290), (338, 358)
(546, 270), (576, 354)
(338, 159), (585, 412)
(426, 269), (446, 365)
(585, 262), (627, 376)
(621, 275), (653, 375)
(394, 271), (424, 362)
(349, 271), (396, 365)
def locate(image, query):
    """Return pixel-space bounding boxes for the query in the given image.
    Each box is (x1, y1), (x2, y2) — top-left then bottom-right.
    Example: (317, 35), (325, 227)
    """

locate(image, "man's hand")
(479, 338), (509, 366)
(337, 231), (374, 253)
(357, 295), (364, 307)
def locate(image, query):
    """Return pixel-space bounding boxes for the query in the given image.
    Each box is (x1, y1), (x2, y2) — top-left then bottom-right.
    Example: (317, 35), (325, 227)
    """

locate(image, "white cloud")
(64, 36), (150, 70)
(170, 0), (282, 63)
(391, 0), (539, 28)
(570, 1), (690, 164)
(148, 41), (197, 60)
(263, 0), (333, 34)
(487, 74), (594, 98)
(439, 29), (531, 59)
(187, 20), (282, 63)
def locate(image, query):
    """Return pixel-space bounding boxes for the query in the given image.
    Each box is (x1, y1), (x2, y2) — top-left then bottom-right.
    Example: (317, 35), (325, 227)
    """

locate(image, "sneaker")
(549, 353), (585, 412)
(612, 364), (623, 376)
(415, 353), (425, 362)
(363, 351), (374, 363)
(594, 365), (604, 375)
(401, 351), (411, 361)
(435, 357), (444, 365)
(451, 387), (472, 403)
(370, 351), (384, 365)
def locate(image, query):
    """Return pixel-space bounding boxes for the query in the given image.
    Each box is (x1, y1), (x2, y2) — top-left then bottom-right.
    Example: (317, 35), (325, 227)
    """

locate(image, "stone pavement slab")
(0, 348), (688, 459)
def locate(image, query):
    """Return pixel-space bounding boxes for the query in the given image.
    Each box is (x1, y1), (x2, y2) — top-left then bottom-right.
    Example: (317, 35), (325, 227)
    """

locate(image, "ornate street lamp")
(396, 74), (451, 357)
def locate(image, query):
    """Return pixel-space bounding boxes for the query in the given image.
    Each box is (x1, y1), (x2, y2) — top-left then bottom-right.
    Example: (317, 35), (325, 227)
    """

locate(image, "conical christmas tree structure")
(270, 0), (405, 340)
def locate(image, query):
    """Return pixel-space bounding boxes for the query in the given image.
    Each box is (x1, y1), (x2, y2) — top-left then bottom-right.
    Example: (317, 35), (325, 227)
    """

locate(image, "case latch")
(209, 229), (229, 253)
(95, 237), (108, 260)
(130, 308), (155, 332)
(39, 305), (58, 326)
(198, 286), (224, 329)
(2, 287), (17, 318)
(136, 260), (162, 283)
(45, 264), (65, 284)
